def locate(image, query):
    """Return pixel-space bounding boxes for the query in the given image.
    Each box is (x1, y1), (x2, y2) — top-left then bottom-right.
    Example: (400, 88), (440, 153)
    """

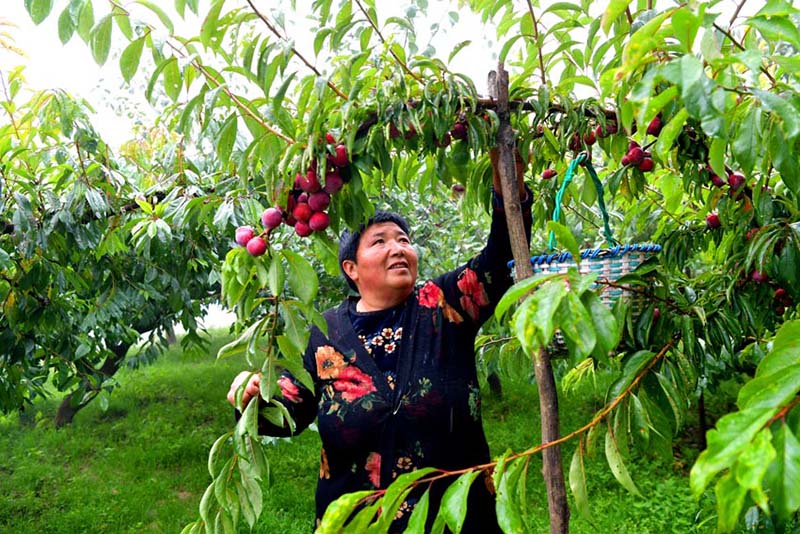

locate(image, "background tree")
(10, 0), (800, 532)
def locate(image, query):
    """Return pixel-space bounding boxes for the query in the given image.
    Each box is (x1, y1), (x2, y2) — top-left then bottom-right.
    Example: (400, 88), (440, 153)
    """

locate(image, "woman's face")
(343, 222), (419, 305)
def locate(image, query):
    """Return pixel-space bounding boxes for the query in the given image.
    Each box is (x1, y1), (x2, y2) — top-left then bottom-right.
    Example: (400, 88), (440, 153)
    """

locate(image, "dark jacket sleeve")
(437, 187), (533, 327)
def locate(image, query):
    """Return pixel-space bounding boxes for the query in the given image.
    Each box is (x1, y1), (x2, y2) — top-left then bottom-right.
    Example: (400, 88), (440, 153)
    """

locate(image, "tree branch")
(243, 0), (350, 102)
(354, 340), (676, 509)
(167, 43), (296, 145)
(712, 23), (776, 86)
(524, 0), (548, 86)
(729, 0), (748, 27)
(353, 0), (424, 84)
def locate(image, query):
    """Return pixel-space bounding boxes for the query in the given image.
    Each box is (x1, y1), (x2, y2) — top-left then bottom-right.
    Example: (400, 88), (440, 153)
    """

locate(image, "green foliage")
(11, 0), (800, 531)
(691, 320), (800, 529)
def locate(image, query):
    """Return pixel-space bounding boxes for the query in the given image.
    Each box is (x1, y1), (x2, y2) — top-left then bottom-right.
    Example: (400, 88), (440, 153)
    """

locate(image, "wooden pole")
(493, 62), (570, 534)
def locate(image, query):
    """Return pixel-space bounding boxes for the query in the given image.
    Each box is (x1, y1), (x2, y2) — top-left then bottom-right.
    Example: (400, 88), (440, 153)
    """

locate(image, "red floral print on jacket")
(277, 375), (302, 403)
(417, 281), (463, 324)
(365, 452), (381, 488)
(333, 366), (377, 402)
(457, 268), (490, 321)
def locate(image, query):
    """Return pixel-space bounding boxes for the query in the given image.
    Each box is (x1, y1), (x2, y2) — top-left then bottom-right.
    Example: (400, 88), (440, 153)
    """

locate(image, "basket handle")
(547, 152), (616, 251)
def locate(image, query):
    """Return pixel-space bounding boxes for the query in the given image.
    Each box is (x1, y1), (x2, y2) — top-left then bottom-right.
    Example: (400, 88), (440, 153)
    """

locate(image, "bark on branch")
(493, 63), (569, 534)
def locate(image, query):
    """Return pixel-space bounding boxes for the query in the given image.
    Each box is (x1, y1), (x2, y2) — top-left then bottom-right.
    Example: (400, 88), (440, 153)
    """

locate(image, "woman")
(228, 150), (532, 532)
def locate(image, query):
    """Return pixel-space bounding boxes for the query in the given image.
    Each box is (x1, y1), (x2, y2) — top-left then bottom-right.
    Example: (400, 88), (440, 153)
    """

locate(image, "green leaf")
(208, 432), (231, 477)
(655, 371), (684, 429)
(605, 428), (642, 496)
(238, 470), (263, 527)
(670, 6), (701, 53)
(317, 490), (375, 532)
(496, 458), (526, 533)
(114, 6), (132, 39)
(498, 34), (525, 63)
(447, 40), (472, 63)
(120, 37), (145, 83)
(621, 9), (672, 69)
(757, 320), (800, 378)
(90, 15), (113, 65)
(546, 221), (581, 266)
(737, 362), (800, 412)
(281, 302), (309, 356)
(57, 6), (75, 43)
(766, 424), (800, 519)
(134, 0), (175, 33)
(216, 114), (238, 164)
(513, 277), (569, 351)
(198, 482), (214, 528)
(405, 488), (431, 534)
(747, 14), (800, 50)
(583, 292), (618, 360)
(201, 0), (225, 47)
(440, 470), (480, 533)
(601, 0), (632, 34)
(732, 104), (759, 177)
(495, 273), (562, 320)
(77, 0), (94, 43)
(654, 108), (689, 162)
(715, 471), (748, 532)
(569, 444), (591, 519)
(553, 290), (596, 360)
(735, 428), (776, 490)
(25, 0), (54, 25)
(753, 89), (800, 143)
(690, 407), (774, 497)
(268, 254), (285, 297)
(283, 250), (318, 304)
(162, 57), (182, 102)
(373, 468), (436, 531)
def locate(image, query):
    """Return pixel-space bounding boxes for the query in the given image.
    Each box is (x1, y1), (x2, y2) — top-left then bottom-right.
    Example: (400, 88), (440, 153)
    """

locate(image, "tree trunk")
(55, 341), (130, 428)
(493, 63), (570, 533)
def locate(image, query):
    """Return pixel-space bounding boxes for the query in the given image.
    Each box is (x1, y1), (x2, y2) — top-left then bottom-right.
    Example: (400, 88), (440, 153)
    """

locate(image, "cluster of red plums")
(234, 133), (350, 256)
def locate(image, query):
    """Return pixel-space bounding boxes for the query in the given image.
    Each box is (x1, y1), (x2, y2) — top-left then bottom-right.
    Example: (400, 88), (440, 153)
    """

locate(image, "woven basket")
(515, 153), (660, 351)
(529, 243), (662, 317)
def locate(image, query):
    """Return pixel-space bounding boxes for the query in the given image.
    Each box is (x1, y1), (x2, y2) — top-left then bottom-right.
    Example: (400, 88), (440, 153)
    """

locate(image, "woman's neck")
(355, 291), (410, 312)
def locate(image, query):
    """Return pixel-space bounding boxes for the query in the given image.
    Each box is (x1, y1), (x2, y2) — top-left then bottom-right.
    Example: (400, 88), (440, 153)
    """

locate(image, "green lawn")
(0, 331), (773, 533)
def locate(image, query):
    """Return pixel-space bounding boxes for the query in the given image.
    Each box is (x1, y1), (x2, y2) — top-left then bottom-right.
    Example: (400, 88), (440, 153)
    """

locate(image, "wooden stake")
(493, 62), (570, 534)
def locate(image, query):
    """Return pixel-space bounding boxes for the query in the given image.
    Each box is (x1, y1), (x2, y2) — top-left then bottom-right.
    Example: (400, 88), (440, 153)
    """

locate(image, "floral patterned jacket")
(261, 194), (532, 532)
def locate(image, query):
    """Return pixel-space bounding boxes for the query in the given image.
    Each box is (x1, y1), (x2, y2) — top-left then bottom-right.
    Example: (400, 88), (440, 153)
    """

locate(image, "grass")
(0, 330), (782, 533)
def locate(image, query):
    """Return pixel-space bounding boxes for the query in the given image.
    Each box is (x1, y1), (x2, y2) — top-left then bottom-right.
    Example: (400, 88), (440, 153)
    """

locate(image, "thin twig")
(168, 43), (295, 145)
(712, 23), (776, 86)
(243, 0), (349, 102)
(765, 395), (800, 427)
(729, 0), (747, 27)
(353, 0), (423, 84)
(74, 139), (89, 182)
(524, 0), (547, 86)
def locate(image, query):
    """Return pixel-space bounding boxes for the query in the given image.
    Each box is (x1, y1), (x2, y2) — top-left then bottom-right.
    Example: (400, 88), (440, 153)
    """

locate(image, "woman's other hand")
(227, 371), (261, 409)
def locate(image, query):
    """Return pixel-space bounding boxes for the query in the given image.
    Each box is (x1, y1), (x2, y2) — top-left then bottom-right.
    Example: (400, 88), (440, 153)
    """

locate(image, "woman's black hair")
(338, 211), (411, 292)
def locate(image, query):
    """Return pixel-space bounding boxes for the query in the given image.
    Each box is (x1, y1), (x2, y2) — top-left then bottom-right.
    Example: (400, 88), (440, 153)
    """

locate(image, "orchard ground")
(0, 329), (766, 534)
